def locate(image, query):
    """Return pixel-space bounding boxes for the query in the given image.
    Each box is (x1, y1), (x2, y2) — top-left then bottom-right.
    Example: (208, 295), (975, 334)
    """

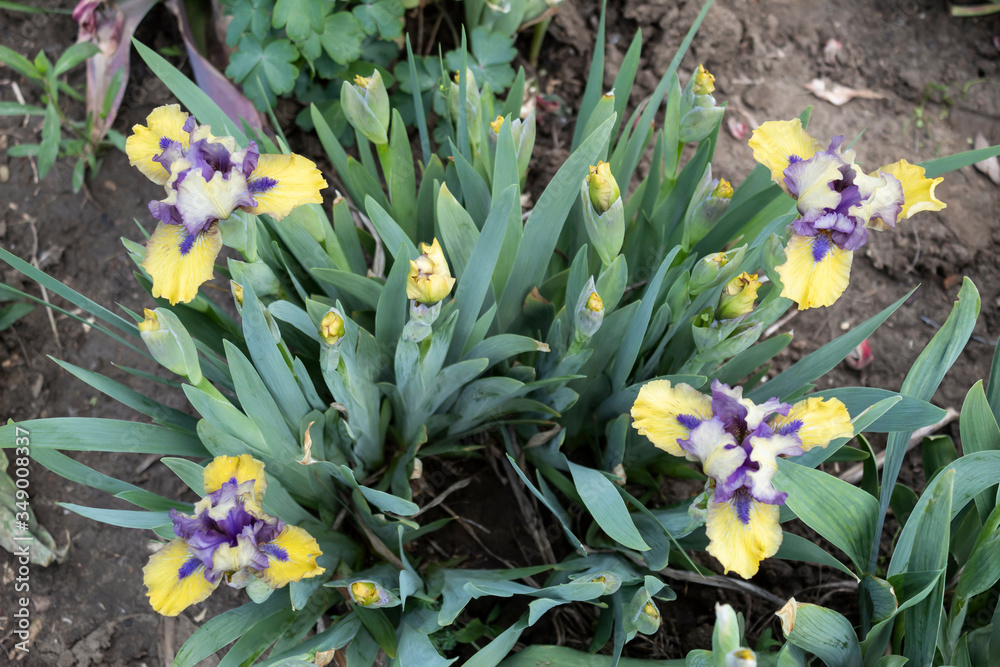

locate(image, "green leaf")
(810, 387), (946, 433)
(446, 26), (516, 91)
(0, 301), (34, 329)
(872, 278), (980, 570)
(960, 380), (1000, 522)
(366, 196), (419, 260)
(38, 102), (60, 179)
(272, 0), (324, 41)
(0, 102), (45, 116)
(49, 357), (198, 430)
(465, 615), (529, 667)
(450, 186), (517, 362)
(749, 288), (915, 402)
(501, 645), (686, 666)
(60, 503), (171, 531)
(320, 12), (364, 65)
(134, 40), (247, 142)
(437, 183), (479, 280)
(0, 44), (41, 80)
(775, 532), (858, 580)
(922, 144), (1000, 177)
(567, 461), (649, 551)
(775, 458), (877, 572)
(174, 592), (292, 667)
(498, 114), (616, 328)
(356, 607), (398, 659)
(713, 333), (791, 386)
(226, 35), (298, 108)
(312, 269), (383, 309)
(0, 419), (207, 456)
(375, 243), (409, 351)
(506, 455), (586, 555)
(53, 42), (100, 76)
(397, 622), (455, 666)
(352, 0), (404, 40)
(782, 602), (862, 667)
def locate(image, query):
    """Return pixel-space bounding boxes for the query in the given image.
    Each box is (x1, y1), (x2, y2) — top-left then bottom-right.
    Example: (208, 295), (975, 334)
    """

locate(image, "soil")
(2, 0), (999, 663)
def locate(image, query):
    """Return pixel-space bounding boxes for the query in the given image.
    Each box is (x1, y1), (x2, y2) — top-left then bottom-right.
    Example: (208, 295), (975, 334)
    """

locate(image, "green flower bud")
(581, 162), (625, 266)
(585, 571), (622, 595)
(715, 603), (743, 655)
(139, 308), (202, 383)
(341, 71), (390, 145)
(630, 592), (662, 635)
(683, 166), (734, 249)
(349, 580), (395, 607)
(725, 648), (758, 667)
(717, 272), (760, 320)
(688, 248), (744, 296)
(586, 161), (620, 214)
(320, 309), (346, 346)
(680, 64), (723, 143)
(448, 69), (481, 146)
(574, 278), (604, 338)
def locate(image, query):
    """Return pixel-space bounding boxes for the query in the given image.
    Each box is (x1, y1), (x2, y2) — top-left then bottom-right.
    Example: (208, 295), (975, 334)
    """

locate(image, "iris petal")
(679, 418), (744, 479)
(143, 222), (222, 305)
(630, 380), (713, 457)
(879, 159), (945, 219)
(244, 154), (327, 220)
(776, 232), (853, 310)
(783, 152), (843, 218)
(849, 170), (904, 231)
(257, 525), (325, 588)
(748, 119), (824, 191)
(771, 397), (853, 451)
(202, 454), (268, 506)
(125, 105), (191, 185)
(143, 538), (218, 616)
(705, 491), (782, 579)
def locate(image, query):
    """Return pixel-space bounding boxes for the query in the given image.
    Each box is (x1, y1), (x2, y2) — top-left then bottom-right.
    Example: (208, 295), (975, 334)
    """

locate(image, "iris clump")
(125, 105), (327, 305)
(143, 455), (324, 616)
(631, 380), (853, 578)
(749, 119), (945, 309)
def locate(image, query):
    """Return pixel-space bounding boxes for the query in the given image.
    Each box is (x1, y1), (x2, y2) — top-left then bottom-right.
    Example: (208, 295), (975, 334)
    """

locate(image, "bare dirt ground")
(1, 0), (999, 663)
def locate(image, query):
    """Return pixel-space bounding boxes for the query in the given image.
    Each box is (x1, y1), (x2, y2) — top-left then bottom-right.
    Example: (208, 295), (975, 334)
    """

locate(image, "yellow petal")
(202, 454), (267, 505)
(772, 397), (853, 451)
(748, 119), (823, 188)
(245, 154), (327, 220)
(705, 494), (782, 579)
(258, 525), (325, 588)
(143, 538), (218, 616)
(775, 233), (853, 310)
(125, 105), (190, 185)
(630, 380), (713, 457)
(879, 159), (945, 219)
(143, 223), (222, 305)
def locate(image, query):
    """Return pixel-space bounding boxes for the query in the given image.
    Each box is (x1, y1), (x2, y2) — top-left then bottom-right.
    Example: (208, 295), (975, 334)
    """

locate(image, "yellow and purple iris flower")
(143, 454), (324, 616)
(631, 380), (853, 579)
(125, 105), (327, 305)
(749, 119), (945, 309)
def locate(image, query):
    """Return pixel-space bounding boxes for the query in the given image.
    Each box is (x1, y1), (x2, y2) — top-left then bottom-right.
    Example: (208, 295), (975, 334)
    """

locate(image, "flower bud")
(776, 597), (798, 636)
(341, 71), (390, 145)
(582, 162), (625, 266)
(139, 308), (202, 383)
(448, 69), (481, 146)
(714, 603), (742, 655)
(402, 300), (441, 343)
(320, 309), (346, 346)
(680, 64), (723, 143)
(490, 115), (505, 135)
(724, 648), (758, 667)
(693, 64), (715, 95)
(491, 112), (536, 180)
(683, 166), (734, 249)
(632, 595), (661, 635)
(586, 161), (620, 214)
(584, 571), (622, 595)
(717, 272), (760, 320)
(406, 238), (456, 305)
(349, 580), (392, 607)
(230, 281), (244, 308)
(574, 278), (604, 338)
(689, 250), (737, 296)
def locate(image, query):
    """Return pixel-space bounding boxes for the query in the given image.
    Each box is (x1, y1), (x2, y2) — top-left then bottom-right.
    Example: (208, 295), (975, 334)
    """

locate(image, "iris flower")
(749, 119), (945, 309)
(631, 380), (853, 578)
(125, 105), (327, 305)
(143, 454), (324, 616)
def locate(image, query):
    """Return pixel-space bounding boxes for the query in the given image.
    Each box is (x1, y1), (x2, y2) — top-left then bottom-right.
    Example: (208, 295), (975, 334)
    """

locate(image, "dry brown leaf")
(974, 132), (1000, 185)
(804, 78), (887, 106)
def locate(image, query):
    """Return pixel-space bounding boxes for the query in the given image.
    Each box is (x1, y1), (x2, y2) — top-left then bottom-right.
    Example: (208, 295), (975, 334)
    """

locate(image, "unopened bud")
(717, 272), (760, 320)
(586, 161), (620, 214)
(574, 278), (605, 338)
(582, 162), (624, 266)
(694, 64), (715, 95)
(320, 309), (345, 346)
(341, 70), (390, 145)
(139, 307), (202, 383)
(725, 648), (758, 667)
(407, 238), (456, 305)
